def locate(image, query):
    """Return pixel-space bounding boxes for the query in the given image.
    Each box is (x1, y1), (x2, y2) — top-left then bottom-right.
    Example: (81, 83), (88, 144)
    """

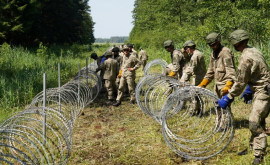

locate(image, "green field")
(0, 43), (270, 164)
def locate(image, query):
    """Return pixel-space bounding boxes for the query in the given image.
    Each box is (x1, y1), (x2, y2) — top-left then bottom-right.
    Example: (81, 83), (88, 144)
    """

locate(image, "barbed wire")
(136, 64), (234, 160)
(0, 63), (101, 164)
(143, 59), (168, 75)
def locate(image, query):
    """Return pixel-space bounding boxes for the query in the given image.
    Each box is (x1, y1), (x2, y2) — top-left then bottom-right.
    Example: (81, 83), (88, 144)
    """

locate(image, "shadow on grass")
(233, 118), (249, 129)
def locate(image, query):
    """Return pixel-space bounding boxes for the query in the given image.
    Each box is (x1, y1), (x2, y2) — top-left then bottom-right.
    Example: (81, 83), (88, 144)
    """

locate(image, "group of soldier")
(164, 29), (270, 165)
(91, 43), (148, 107)
(90, 29), (269, 164)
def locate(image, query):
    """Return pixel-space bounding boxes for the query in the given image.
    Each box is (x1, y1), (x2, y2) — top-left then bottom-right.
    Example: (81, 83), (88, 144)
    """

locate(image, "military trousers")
(141, 60), (147, 71)
(249, 91), (270, 157)
(116, 75), (135, 102)
(105, 79), (116, 100)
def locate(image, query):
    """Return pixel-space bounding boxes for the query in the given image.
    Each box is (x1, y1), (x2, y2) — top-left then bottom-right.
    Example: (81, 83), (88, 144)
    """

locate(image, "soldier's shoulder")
(221, 46), (233, 57)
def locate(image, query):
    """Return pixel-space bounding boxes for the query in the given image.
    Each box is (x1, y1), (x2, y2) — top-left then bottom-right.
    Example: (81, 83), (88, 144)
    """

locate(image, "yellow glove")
(198, 79), (210, 88)
(221, 81), (233, 96)
(117, 70), (122, 78)
(168, 71), (176, 77)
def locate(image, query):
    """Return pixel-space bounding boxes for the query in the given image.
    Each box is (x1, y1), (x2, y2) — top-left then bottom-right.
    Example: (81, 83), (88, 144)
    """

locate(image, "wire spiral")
(0, 64), (101, 164)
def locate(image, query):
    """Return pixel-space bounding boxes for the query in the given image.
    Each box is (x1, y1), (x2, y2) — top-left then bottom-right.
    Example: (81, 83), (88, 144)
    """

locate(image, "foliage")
(0, 43), (94, 114)
(0, 0), (95, 46)
(129, 0), (270, 48)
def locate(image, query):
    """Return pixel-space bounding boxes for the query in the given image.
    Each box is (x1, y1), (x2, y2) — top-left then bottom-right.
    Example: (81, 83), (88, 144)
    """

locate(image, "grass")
(69, 68), (270, 165)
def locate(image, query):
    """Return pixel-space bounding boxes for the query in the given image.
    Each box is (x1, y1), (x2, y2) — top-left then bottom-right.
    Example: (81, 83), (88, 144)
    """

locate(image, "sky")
(88, 0), (135, 38)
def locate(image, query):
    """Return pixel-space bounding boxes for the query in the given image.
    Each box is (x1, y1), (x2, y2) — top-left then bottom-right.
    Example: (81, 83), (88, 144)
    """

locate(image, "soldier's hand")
(240, 85), (253, 104)
(128, 68), (134, 72)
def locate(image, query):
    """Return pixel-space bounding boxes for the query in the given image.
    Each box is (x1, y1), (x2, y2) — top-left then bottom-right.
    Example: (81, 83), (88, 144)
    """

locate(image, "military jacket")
(171, 49), (185, 79)
(122, 54), (141, 77)
(139, 50), (148, 61)
(99, 58), (118, 80)
(228, 47), (270, 97)
(204, 46), (236, 87)
(181, 50), (206, 85)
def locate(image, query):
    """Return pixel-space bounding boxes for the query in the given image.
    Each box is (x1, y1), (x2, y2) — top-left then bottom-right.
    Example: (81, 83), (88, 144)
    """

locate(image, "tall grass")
(0, 43), (109, 122)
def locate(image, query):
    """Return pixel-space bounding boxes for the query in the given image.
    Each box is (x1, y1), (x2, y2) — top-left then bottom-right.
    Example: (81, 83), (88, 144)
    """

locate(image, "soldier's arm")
(222, 50), (236, 82)
(228, 58), (252, 98)
(203, 57), (214, 82)
(172, 52), (181, 72)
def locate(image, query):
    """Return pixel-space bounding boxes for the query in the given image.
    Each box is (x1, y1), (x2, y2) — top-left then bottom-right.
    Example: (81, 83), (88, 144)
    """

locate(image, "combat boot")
(238, 148), (248, 156)
(130, 100), (135, 104)
(253, 156), (263, 165)
(113, 101), (121, 107)
(106, 99), (114, 105)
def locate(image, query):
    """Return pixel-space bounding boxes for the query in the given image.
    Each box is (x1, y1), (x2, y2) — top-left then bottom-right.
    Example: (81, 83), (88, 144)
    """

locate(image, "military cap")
(127, 43), (134, 48)
(123, 45), (129, 50)
(206, 32), (221, 45)
(112, 47), (120, 52)
(104, 51), (113, 56)
(164, 40), (174, 47)
(229, 29), (249, 45)
(183, 40), (196, 48)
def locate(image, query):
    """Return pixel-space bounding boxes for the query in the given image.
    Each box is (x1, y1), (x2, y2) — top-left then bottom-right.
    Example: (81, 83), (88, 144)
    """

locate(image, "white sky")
(88, 0), (135, 38)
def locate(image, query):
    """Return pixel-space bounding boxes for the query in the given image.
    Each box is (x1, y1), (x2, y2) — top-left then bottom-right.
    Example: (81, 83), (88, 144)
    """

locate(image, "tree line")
(0, 0), (95, 46)
(129, 0), (270, 48)
(95, 36), (129, 43)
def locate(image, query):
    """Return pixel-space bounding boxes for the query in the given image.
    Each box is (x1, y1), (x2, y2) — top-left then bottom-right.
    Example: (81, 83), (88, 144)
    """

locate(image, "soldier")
(198, 32), (236, 98)
(96, 51), (118, 104)
(128, 43), (138, 58)
(112, 47), (123, 92)
(138, 47), (148, 71)
(180, 40), (206, 86)
(218, 29), (270, 164)
(113, 45), (141, 106)
(90, 52), (106, 67)
(163, 40), (185, 80)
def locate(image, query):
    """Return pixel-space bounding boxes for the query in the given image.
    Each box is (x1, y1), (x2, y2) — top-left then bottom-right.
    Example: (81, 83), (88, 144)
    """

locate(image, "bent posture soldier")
(180, 40), (206, 85)
(198, 32), (236, 98)
(218, 30), (270, 165)
(113, 45), (141, 106)
(163, 40), (185, 80)
(96, 51), (118, 104)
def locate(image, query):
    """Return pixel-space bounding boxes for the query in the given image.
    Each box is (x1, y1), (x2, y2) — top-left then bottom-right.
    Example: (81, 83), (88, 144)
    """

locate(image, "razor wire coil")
(136, 74), (234, 160)
(0, 65), (101, 164)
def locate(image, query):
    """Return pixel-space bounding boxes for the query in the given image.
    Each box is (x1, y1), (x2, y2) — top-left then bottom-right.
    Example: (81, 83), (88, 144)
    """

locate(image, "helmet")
(112, 47), (120, 52)
(127, 43), (134, 48)
(91, 52), (98, 59)
(123, 45), (129, 51)
(164, 40), (174, 47)
(104, 51), (112, 57)
(183, 40), (196, 48)
(229, 29), (249, 45)
(206, 32), (221, 45)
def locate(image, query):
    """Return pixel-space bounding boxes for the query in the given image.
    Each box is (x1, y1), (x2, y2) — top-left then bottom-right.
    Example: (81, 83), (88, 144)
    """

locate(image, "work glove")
(117, 70), (122, 78)
(221, 81), (233, 96)
(168, 71), (176, 77)
(198, 79), (210, 88)
(217, 94), (234, 109)
(240, 85), (253, 104)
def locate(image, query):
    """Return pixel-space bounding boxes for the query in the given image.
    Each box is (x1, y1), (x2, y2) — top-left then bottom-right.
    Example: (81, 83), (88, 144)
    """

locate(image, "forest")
(129, 0), (270, 48)
(0, 0), (95, 46)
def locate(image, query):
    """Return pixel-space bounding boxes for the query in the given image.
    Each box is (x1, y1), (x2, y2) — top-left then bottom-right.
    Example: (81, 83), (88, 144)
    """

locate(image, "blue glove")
(218, 94), (234, 109)
(101, 57), (106, 64)
(240, 85), (253, 104)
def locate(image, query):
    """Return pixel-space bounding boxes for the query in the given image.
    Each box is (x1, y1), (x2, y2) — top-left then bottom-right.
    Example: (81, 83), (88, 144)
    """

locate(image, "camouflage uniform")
(164, 40), (185, 80)
(139, 49), (148, 71)
(96, 55), (119, 100)
(228, 46), (270, 157)
(203, 46), (236, 98)
(116, 52), (141, 102)
(181, 49), (206, 86)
